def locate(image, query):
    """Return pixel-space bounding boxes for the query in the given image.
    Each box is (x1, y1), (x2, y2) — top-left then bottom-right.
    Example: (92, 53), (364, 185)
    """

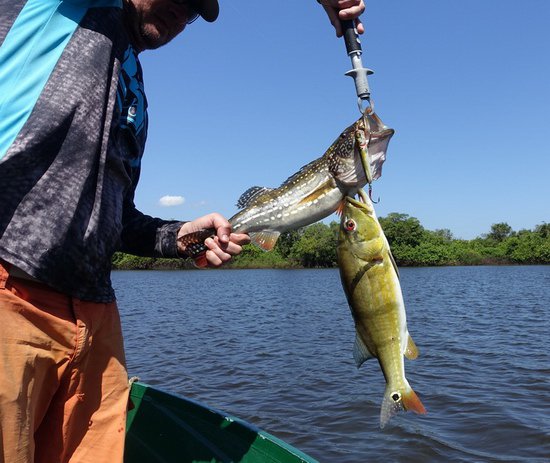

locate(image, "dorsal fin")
(280, 158), (322, 187)
(236, 186), (273, 209)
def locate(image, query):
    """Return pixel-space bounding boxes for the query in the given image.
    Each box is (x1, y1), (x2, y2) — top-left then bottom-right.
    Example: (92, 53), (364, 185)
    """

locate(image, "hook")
(368, 183), (380, 204)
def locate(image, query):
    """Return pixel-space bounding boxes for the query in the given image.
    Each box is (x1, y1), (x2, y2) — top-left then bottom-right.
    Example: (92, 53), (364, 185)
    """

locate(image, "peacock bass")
(336, 190), (426, 428)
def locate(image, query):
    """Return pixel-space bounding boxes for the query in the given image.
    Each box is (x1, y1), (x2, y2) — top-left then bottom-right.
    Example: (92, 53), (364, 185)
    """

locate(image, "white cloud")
(159, 195), (185, 207)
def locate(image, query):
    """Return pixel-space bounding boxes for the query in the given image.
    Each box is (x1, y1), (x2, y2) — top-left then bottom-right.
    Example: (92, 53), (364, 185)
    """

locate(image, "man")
(0, 0), (365, 461)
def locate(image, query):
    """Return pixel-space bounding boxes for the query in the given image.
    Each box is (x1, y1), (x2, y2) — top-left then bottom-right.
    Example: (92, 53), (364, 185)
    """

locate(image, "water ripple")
(115, 266), (550, 462)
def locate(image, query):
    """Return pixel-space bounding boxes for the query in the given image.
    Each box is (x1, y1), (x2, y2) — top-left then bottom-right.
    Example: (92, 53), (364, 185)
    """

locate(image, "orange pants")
(0, 261), (129, 463)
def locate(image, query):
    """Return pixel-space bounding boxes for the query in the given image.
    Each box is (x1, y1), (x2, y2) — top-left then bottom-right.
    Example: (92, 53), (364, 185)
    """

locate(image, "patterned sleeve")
(119, 196), (185, 258)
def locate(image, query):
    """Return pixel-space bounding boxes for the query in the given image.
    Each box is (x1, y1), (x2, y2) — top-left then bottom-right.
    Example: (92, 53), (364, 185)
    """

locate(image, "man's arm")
(120, 198), (249, 268)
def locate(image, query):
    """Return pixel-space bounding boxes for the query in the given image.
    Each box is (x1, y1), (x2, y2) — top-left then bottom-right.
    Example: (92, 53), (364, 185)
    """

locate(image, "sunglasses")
(171, 0), (200, 24)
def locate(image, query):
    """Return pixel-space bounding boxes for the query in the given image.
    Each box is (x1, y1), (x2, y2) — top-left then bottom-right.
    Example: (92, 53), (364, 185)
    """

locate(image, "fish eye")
(344, 219), (356, 231)
(391, 392), (402, 403)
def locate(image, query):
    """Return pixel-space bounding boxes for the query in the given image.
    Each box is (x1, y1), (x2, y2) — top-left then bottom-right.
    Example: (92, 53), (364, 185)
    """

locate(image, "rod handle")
(342, 19), (361, 55)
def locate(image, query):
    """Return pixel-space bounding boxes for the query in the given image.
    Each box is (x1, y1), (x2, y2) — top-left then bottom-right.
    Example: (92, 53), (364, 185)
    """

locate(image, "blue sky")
(136, 0), (549, 240)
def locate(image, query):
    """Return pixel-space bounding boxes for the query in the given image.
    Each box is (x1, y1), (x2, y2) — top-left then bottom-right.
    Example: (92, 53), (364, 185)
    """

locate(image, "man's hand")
(318, 0), (366, 37)
(177, 213), (250, 268)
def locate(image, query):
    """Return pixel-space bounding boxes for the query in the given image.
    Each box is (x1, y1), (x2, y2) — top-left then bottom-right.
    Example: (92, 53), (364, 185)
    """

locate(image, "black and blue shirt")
(0, 0), (183, 302)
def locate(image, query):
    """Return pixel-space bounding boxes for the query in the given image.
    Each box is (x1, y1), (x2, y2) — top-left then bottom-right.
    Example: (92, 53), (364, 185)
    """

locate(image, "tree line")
(112, 214), (550, 270)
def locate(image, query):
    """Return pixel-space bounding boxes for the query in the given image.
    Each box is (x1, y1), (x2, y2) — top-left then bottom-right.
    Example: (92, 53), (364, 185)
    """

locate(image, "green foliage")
(112, 252), (193, 270)
(112, 252), (158, 269)
(112, 217), (550, 270)
(535, 222), (550, 239)
(486, 222), (513, 242)
(228, 244), (289, 268)
(431, 228), (454, 242)
(379, 213), (425, 247)
(289, 222), (337, 267)
(275, 230), (303, 259)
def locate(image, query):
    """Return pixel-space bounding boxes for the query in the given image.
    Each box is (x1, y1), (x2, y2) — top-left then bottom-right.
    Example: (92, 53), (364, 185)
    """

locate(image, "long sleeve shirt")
(0, 0), (183, 302)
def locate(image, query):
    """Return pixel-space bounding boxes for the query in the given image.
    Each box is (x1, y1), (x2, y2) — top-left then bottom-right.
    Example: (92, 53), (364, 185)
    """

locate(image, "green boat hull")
(125, 382), (318, 463)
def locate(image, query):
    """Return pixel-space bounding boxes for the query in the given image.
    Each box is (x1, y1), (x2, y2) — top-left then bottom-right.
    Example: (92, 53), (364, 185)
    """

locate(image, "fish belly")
(230, 184), (343, 234)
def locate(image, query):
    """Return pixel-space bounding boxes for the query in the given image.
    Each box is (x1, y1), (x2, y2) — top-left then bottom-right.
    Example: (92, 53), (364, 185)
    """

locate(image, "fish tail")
(380, 384), (426, 429)
(193, 252), (208, 268)
(401, 387), (427, 415)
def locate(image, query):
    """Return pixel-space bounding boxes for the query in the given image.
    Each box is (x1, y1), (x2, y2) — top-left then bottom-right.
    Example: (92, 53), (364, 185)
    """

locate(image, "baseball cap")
(190, 0), (219, 22)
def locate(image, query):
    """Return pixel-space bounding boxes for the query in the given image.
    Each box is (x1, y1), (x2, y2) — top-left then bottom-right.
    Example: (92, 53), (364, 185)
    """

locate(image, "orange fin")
(193, 252), (208, 269)
(335, 199), (346, 217)
(404, 334), (419, 360)
(402, 388), (427, 415)
(249, 231), (281, 251)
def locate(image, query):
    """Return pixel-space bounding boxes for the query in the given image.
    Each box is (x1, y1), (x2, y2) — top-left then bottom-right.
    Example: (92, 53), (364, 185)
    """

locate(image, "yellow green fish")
(337, 190), (426, 428)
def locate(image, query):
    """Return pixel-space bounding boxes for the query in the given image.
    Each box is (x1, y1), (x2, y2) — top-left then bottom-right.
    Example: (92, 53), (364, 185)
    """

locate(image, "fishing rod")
(341, 19), (373, 113)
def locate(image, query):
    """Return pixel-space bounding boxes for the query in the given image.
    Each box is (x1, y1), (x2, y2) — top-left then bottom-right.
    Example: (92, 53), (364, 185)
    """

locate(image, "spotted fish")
(229, 111), (394, 250)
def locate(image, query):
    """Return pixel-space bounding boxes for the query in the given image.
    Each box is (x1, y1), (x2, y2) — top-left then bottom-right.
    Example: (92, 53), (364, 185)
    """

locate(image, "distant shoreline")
(112, 219), (550, 270)
(112, 256), (548, 271)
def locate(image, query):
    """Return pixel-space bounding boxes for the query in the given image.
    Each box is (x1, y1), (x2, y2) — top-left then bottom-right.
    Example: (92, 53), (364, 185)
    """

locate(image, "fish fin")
(380, 385), (426, 429)
(404, 334), (419, 360)
(353, 333), (374, 368)
(335, 199), (346, 217)
(249, 231), (281, 251)
(280, 158), (322, 187)
(193, 252), (209, 269)
(236, 186), (274, 209)
(401, 387), (427, 416)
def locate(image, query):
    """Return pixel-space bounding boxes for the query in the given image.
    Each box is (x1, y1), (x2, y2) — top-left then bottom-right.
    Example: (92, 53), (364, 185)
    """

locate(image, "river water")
(113, 266), (550, 462)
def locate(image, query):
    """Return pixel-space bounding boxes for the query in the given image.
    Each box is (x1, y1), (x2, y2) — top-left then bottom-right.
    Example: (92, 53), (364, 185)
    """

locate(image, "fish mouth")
(360, 111), (395, 182)
(374, 127), (395, 141)
(357, 108), (394, 141)
(363, 112), (395, 144)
